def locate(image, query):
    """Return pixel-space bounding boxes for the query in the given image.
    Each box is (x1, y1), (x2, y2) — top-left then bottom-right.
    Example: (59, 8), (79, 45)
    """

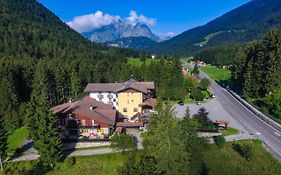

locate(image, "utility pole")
(0, 155), (3, 171)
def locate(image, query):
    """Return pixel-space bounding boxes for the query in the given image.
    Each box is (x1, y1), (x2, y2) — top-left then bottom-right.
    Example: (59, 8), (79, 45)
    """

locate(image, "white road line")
(264, 142), (281, 157)
(223, 88), (281, 136)
(275, 132), (281, 136)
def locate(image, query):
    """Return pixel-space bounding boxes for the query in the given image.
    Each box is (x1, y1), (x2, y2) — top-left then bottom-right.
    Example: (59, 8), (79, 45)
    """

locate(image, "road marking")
(256, 132), (261, 135)
(223, 88), (281, 136)
(263, 142), (281, 157)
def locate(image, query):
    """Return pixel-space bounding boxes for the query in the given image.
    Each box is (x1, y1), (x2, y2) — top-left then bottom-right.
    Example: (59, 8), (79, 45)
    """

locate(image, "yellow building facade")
(118, 89), (143, 120)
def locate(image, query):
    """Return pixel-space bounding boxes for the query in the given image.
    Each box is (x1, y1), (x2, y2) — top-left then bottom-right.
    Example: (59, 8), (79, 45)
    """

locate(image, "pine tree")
(0, 121), (7, 171)
(192, 64), (200, 75)
(0, 76), (20, 131)
(34, 105), (62, 167)
(70, 71), (81, 99)
(27, 63), (63, 167)
(144, 109), (190, 175)
(181, 107), (207, 175)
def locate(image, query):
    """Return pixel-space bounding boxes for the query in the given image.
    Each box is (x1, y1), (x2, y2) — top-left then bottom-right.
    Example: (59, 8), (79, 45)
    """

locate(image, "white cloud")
(67, 10), (156, 33)
(126, 10), (156, 26)
(67, 11), (121, 33)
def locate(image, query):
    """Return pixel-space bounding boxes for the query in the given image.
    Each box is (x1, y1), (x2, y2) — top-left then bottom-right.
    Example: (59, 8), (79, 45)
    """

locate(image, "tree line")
(231, 29), (281, 121)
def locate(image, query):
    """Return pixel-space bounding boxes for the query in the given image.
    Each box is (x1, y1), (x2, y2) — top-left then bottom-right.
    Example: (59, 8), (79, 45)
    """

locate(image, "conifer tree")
(34, 105), (62, 167)
(0, 121), (7, 171)
(0, 76), (20, 131)
(144, 109), (190, 175)
(26, 63), (63, 167)
(70, 71), (81, 99)
(181, 107), (206, 175)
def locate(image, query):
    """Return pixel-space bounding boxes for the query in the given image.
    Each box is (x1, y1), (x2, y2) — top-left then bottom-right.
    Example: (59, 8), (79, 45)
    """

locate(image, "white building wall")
(89, 92), (118, 110)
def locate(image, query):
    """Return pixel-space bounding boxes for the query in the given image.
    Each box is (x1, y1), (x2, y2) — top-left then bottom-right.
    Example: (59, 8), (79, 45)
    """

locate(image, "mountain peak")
(82, 21), (160, 43)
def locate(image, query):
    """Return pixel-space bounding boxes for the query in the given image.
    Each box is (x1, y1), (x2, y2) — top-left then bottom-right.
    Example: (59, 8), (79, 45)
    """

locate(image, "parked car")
(196, 101), (202, 105)
(211, 94), (216, 98)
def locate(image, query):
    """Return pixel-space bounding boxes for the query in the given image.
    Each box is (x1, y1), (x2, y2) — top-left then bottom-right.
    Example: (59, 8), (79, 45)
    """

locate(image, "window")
(123, 108), (127, 112)
(81, 120), (86, 126)
(98, 94), (104, 99)
(133, 108), (138, 112)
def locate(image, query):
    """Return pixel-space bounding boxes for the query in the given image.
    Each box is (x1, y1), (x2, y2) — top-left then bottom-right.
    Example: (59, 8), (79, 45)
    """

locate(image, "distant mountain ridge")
(148, 0), (281, 55)
(105, 36), (157, 50)
(83, 20), (160, 44)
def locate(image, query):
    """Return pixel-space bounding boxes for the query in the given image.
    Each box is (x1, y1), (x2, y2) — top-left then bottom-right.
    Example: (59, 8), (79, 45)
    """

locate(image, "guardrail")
(227, 90), (281, 133)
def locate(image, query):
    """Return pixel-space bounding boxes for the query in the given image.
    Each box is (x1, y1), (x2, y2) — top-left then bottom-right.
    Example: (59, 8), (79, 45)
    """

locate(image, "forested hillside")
(0, 0), (185, 132)
(232, 29), (281, 121)
(148, 0), (281, 55)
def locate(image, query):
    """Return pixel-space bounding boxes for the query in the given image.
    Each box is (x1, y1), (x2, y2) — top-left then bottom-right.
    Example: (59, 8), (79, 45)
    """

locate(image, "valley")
(1, 0), (281, 175)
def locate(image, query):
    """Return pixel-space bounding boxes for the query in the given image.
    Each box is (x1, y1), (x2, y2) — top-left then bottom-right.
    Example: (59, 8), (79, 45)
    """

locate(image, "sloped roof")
(51, 96), (116, 125)
(84, 79), (155, 94)
(143, 98), (157, 107)
(116, 122), (144, 128)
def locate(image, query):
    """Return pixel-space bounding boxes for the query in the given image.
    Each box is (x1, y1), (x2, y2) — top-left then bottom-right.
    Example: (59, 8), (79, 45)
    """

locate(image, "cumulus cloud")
(126, 11), (156, 26)
(67, 10), (156, 33)
(67, 11), (121, 33)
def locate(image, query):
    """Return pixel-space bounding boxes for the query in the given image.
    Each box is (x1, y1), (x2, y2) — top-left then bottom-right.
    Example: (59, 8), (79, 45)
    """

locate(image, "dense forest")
(0, 0), (186, 132)
(232, 29), (281, 121)
(147, 0), (281, 55)
(193, 45), (241, 66)
(0, 0), (188, 169)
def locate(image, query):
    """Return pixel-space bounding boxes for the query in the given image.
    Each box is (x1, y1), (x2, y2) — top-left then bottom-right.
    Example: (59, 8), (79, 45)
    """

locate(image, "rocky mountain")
(105, 36), (157, 50)
(83, 20), (161, 44)
(148, 0), (281, 55)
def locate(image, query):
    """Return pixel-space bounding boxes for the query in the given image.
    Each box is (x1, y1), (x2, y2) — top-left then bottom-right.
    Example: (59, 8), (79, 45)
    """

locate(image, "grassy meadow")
(201, 65), (231, 81)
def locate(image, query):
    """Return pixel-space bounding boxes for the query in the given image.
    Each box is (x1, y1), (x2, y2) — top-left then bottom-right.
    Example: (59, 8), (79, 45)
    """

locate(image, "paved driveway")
(174, 98), (244, 130)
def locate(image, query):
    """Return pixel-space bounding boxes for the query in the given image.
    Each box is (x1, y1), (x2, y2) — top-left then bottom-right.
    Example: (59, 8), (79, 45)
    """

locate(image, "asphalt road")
(200, 71), (281, 161)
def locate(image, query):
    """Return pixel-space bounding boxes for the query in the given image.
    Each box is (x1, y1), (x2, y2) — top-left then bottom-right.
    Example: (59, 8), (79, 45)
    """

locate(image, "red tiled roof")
(51, 96), (116, 125)
(215, 120), (230, 124)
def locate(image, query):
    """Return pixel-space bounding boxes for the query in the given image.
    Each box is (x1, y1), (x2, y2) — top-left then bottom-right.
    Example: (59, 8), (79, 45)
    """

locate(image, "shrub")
(111, 134), (136, 153)
(213, 135), (225, 148)
(65, 157), (76, 168)
(232, 143), (253, 160)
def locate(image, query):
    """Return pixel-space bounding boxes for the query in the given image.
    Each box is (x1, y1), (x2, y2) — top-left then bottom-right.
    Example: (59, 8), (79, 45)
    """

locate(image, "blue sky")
(38, 0), (250, 36)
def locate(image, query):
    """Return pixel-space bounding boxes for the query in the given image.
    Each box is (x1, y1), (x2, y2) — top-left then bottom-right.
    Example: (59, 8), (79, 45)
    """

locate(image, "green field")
(221, 127), (239, 136)
(201, 65), (231, 81)
(3, 140), (281, 175)
(7, 127), (29, 151)
(2, 153), (126, 175)
(127, 58), (158, 67)
(203, 140), (281, 175)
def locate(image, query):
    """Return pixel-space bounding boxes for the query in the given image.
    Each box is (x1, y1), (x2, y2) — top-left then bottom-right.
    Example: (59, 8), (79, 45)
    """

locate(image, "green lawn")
(203, 140), (281, 175)
(2, 140), (281, 175)
(201, 65), (231, 81)
(7, 127), (29, 151)
(2, 153), (126, 175)
(221, 127), (239, 136)
(127, 58), (158, 67)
